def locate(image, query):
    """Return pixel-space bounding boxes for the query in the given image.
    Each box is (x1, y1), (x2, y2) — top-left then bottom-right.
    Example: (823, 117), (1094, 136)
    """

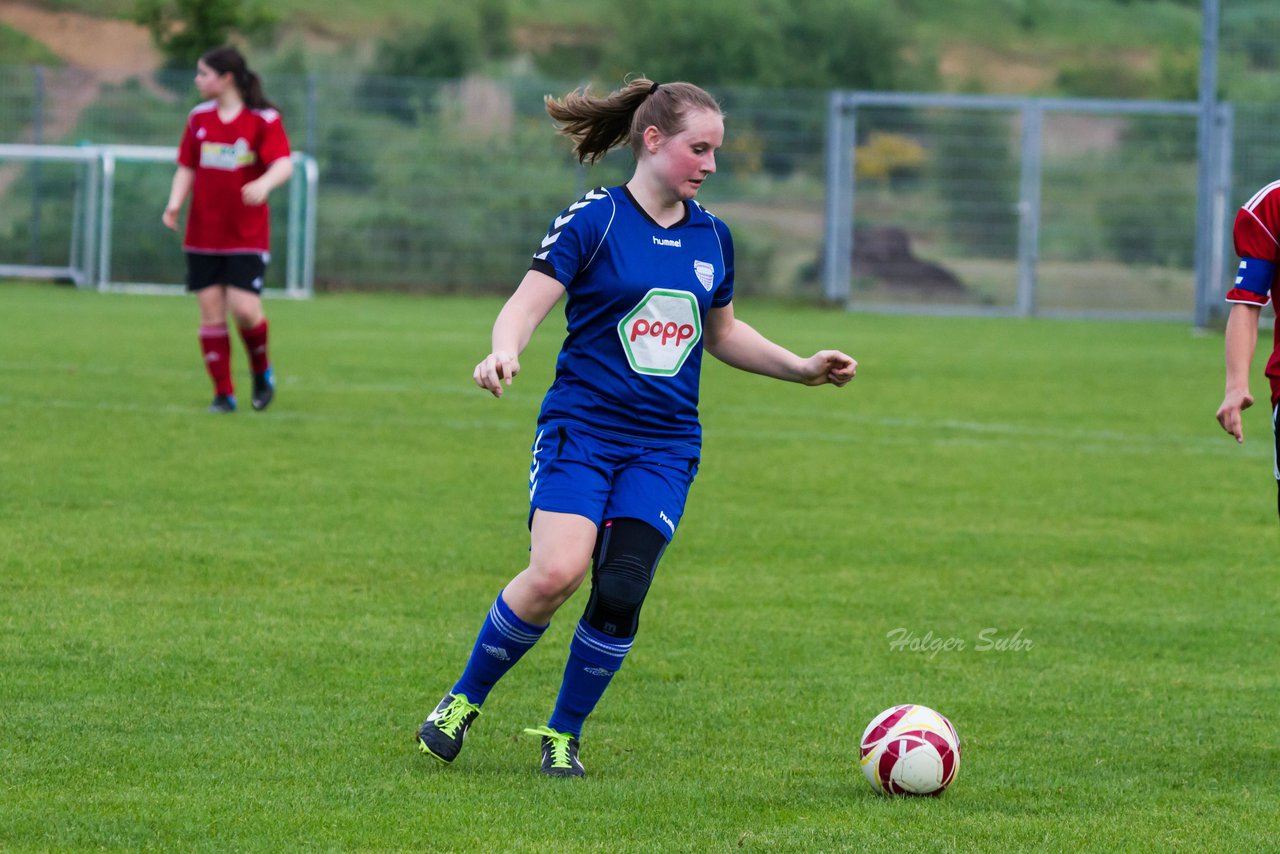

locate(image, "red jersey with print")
(177, 100), (291, 253)
(1229, 180), (1280, 405)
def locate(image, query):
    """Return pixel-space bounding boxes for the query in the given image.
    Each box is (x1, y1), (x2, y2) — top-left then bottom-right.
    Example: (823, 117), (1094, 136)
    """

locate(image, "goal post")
(98, 145), (317, 297)
(0, 143), (317, 297)
(0, 143), (100, 286)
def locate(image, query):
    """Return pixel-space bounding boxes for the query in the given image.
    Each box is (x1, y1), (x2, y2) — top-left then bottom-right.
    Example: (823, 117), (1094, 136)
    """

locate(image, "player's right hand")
(474, 351), (520, 398)
(1216, 388), (1254, 443)
(161, 206), (180, 231)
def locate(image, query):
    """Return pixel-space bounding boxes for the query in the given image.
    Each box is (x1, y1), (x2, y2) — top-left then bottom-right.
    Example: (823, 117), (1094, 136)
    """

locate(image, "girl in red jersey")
(1216, 179), (1280, 517)
(162, 46), (292, 413)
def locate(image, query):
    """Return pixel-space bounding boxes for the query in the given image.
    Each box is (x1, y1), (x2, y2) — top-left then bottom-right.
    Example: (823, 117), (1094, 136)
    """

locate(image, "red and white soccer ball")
(859, 704), (961, 796)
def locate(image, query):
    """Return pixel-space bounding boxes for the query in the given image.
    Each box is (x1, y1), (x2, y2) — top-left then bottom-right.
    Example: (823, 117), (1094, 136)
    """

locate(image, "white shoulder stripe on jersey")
(1243, 208), (1280, 248)
(533, 187), (613, 264)
(1244, 180), (1280, 212)
(581, 189), (615, 272)
(699, 205), (728, 287)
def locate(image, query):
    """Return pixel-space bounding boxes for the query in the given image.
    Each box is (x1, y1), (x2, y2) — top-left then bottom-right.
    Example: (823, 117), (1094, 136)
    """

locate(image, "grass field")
(2, 282), (1278, 851)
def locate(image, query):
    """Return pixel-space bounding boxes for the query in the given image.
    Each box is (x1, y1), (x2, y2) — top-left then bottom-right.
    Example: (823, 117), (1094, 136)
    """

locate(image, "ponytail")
(238, 68), (274, 111)
(239, 70), (273, 112)
(545, 76), (721, 164)
(200, 46), (276, 112)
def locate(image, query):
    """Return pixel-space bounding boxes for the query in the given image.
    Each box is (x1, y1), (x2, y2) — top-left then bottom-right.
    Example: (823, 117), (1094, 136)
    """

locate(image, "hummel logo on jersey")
(482, 644), (511, 661)
(659, 509), (676, 533)
(533, 188), (609, 261)
(653, 236), (682, 248)
(583, 666), (614, 677)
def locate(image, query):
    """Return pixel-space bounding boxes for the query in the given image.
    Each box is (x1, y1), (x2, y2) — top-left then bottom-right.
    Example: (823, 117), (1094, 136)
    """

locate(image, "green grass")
(0, 22), (63, 66)
(909, 0), (1198, 53)
(37, 0), (1200, 70)
(2, 282), (1277, 851)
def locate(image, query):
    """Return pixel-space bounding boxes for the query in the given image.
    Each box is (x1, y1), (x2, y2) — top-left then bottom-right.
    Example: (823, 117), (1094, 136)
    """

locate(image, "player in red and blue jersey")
(415, 77), (858, 777)
(1216, 180), (1280, 516)
(162, 46), (292, 414)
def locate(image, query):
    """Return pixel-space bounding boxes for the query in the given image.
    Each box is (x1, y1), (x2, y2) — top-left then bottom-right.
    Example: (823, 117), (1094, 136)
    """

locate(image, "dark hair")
(200, 46), (275, 111)
(544, 76), (721, 165)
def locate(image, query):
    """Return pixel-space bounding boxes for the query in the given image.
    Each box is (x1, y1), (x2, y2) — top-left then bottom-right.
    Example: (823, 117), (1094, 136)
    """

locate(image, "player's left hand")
(241, 181), (269, 206)
(800, 350), (857, 387)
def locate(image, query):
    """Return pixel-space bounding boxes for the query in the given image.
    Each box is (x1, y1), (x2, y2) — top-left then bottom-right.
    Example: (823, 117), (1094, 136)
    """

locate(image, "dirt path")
(0, 2), (167, 197)
(0, 2), (161, 80)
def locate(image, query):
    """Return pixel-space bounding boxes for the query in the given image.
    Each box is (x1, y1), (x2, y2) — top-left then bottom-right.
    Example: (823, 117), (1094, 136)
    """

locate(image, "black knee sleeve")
(583, 518), (668, 638)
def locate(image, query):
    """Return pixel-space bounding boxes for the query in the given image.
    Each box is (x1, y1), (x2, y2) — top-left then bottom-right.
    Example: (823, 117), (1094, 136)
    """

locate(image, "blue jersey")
(529, 185), (735, 447)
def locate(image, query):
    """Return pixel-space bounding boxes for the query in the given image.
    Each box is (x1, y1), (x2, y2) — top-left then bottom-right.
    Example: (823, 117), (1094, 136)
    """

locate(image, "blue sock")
(547, 620), (633, 738)
(451, 591), (547, 706)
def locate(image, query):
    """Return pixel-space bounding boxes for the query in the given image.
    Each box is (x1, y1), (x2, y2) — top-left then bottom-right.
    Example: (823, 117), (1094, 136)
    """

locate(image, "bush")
(856, 132), (927, 184)
(1057, 59), (1153, 99)
(605, 0), (909, 91)
(363, 2), (514, 124)
(929, 109), (1019, 257)
(1096, 167), (1195, 267)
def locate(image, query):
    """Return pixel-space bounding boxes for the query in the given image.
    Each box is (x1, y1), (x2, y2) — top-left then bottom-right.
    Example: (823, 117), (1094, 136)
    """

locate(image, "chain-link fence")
(2, 1), (1279, 311)
(0, 67), (828, 297)
(823, 93), (1209, 319)
(1221, 0), (1280, 221)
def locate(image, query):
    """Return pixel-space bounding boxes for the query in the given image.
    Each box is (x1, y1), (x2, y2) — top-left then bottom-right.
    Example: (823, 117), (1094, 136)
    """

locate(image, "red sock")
(199, 324), (234, 396)
(238, 318), (270, 376)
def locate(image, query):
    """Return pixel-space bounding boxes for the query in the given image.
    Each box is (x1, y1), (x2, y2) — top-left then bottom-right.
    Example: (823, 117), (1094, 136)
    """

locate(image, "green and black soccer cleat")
(524, 725), (585, 778)
(417, 693), (481, 764)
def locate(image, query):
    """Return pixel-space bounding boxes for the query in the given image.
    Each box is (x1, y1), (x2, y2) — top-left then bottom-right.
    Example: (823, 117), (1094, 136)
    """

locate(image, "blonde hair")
(544, 76), (721, 164)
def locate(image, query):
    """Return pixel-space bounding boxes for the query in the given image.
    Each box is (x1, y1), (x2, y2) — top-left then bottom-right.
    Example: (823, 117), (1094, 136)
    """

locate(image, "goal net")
(0, 143), (316, 297)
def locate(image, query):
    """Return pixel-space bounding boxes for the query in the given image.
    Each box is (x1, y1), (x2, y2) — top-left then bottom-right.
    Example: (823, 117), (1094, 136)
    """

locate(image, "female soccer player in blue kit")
(416, 77), (858, 777)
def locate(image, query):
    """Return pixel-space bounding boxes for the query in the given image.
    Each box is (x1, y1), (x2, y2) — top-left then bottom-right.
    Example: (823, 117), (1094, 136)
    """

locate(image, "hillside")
(0, 0), (1202, 99)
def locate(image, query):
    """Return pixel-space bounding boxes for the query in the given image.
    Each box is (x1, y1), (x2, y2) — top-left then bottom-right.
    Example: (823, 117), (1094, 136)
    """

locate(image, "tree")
(134, 0), (277, 71)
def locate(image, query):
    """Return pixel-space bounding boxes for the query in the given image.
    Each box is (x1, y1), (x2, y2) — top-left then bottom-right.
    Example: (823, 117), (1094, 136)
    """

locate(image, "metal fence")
(0, 67), (829, 298)
(822, 92), (1226, 321)
(1, 0), (1279, 320)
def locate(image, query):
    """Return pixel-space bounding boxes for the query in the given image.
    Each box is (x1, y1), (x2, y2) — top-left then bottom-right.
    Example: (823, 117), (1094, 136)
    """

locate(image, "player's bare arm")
(162, 166), (195, 230)
(474, 269), (565, 397)
(704, 302), (856, 386)
(1216, 302), (1260, 443)
(242, 157), (294, 206)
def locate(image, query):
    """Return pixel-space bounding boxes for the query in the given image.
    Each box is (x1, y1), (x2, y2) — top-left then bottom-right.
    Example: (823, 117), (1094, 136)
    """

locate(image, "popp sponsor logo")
(617, 288), (702, 376)
(628, 317), (696, 348)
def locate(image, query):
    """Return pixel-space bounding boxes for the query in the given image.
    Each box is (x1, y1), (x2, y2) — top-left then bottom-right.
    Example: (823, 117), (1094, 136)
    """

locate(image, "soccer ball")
(859, 704), (960, 796)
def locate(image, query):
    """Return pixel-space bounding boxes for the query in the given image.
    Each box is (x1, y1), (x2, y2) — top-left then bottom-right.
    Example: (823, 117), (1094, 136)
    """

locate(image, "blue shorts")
(528, 421), (700, 541)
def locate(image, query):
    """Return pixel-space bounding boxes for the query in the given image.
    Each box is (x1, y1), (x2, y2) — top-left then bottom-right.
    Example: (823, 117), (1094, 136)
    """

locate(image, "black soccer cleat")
(417, 693), (481, 764)
(251, 368), (274, 411)
(208, 394), (237, 413)
(525, 726), (585, 778)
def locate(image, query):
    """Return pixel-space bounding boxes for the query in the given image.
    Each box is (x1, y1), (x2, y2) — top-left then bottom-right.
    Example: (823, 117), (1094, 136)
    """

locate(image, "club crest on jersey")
(693, 260), (715, 291)
(617, 288), (702, 376)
